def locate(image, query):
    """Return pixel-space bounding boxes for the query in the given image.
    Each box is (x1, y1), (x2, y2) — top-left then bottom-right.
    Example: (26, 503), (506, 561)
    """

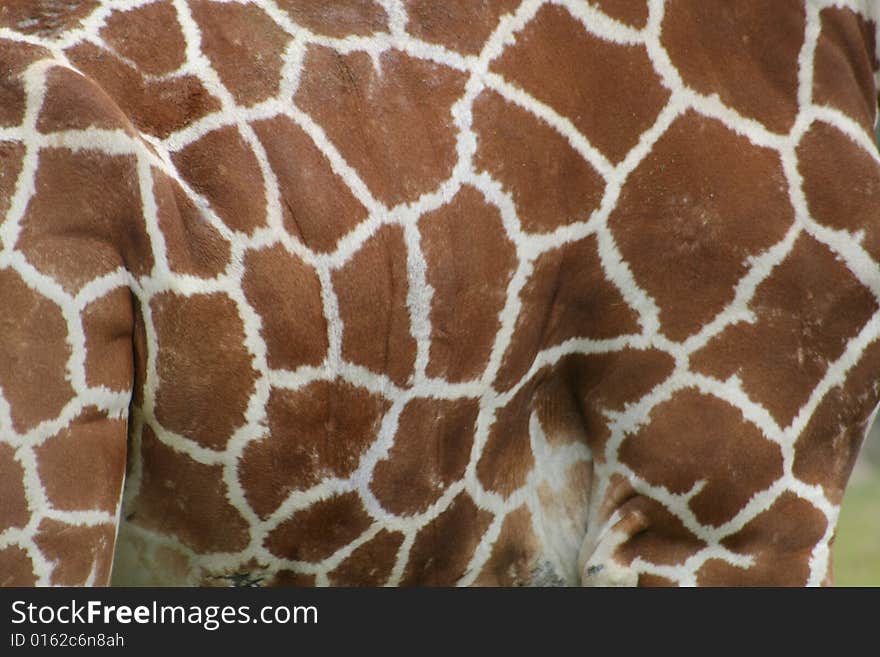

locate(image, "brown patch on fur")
(296, 46), (467, 206)
(372, 397), (479, 515)
(0, 547), (36, 586)
(37, 67), (131, 133)
(171, 125), (267, 234)
(151, 292), (257, 450)
(35, 407), (126, 513)
(692, 234), (877, 427)
(190, 0), (290, 107)
(33, 519), (115, 585)
(477, 382), (536, 497)
(17, 148), (152, 292)
(591, 0), (648, 28)
(401, 492), (493, 585)
(697, 492), (827, 586)
(329, 529), (405, 586)
(420, 185), (517, 381)
(0, 141), (24, 230)
(662, 0), (804, 133)
(0, 39), (50, 127)
(252, 116), (369, 253)
(533, 350), (675, 457)
(793, 339), (880, 503)
(571, 349), (675, 428)
(798, 122), (880, 262)
(531, 367), (590, 448)
(239, 381), (390, 519)
(612, 494), (706, 566)
(404, 0), (519, 55)
(638, 574), (676, 587)
(620, 389), (783, 526)
(0, 268), (73, 432)
(480, 349), (674, 495)
(276, 0), (388, 38)
(65, 41), (221, 139)
(0, 444), (29, 531)
(494, 235), (640, 390)
(265, 492), (373, 562)
(0, 0), (98, 37)
(333, 224), (416, 386)
(473, 90), (605, 233)
(242, 245), (328, 371)
(610, 111), (792, 341)
(474, 506), (540, 586)
(813, 8), (878, 134)
(135, 425), (249, 553)
(492, 4), (668, 163)
(100, 1), (186, 76)
(82, 287), (133, 392)
(270, 570), (316, 586)
(152, 168), (231, 278)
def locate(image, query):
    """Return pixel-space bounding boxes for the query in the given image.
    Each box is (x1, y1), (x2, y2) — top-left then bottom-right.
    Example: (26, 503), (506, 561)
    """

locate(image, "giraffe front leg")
(0, 280), (133, 586)
(0, 54), (148, 586)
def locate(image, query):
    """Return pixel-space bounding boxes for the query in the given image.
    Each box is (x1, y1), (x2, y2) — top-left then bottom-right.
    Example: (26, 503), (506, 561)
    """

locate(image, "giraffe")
(0, 0), (879, 588)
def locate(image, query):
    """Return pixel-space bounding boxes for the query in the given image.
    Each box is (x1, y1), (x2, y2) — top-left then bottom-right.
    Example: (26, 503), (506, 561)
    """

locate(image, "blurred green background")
(834, 421), (880, 586)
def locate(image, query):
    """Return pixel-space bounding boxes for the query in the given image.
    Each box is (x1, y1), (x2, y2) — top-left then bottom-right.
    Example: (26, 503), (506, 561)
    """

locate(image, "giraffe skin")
(0, 0), (879, 587)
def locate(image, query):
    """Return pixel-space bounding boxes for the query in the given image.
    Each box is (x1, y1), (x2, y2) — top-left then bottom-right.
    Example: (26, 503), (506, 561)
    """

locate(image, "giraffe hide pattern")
(0, 0), (879, 587)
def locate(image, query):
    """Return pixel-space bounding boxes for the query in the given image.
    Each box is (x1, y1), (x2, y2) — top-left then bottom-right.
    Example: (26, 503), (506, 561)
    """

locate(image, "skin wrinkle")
(0, 1), (877, 588)
(535, 249), (566, 359)
(252, 114), (368, 253)
(383, 239), (395, 380)
(282, 195), (305, 244)
(334, 52), (364, 118)
(153, 169), (231, 277)
(421, 185), (516, 381)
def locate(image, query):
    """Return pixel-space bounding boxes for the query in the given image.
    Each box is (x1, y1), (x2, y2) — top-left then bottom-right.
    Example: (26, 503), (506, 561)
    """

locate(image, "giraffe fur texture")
(1, 0), (880, 587)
